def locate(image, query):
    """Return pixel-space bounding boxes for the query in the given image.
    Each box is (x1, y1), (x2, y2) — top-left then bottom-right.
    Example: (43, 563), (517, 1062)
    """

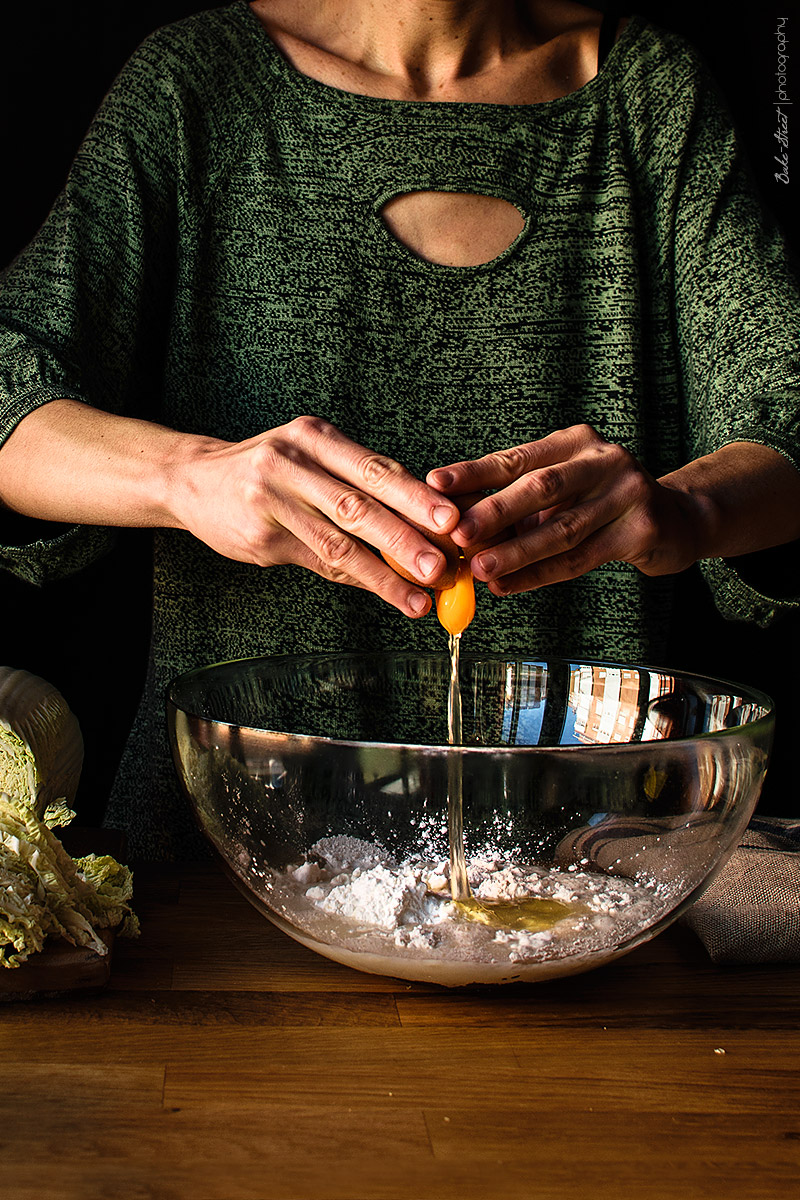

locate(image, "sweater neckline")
(234, 0), (645, 116)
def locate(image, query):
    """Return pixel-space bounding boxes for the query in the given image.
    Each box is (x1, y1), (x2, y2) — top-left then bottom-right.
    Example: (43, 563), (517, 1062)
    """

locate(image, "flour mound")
(266, 836), (675, 971)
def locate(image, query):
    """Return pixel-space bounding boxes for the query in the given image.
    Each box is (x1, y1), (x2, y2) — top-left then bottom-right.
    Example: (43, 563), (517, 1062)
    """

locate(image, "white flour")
(265, 834), (675, 971)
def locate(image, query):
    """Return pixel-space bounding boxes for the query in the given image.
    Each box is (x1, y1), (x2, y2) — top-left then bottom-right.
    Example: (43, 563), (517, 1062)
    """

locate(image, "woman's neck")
(302, 1), (537, 93)
(249, 1), (610, 103)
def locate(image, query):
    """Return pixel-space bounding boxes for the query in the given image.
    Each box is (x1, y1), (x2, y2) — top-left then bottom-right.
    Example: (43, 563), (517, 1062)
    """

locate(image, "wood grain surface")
(2, 861), (798, 1200)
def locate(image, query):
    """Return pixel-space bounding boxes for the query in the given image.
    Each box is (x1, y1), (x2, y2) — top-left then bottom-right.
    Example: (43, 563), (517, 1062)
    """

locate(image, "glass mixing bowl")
(167, 653), (773, 985)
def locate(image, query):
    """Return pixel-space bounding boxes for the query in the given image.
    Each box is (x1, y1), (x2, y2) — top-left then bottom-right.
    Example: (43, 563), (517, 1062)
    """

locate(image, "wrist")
(157, 431), (229, 532)
(657, 442), (800, 562)
(657, 473), (722, 563)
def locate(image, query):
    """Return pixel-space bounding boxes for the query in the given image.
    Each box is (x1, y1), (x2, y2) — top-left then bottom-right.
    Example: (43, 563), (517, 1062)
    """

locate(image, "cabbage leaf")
(0, 792), (138, 968)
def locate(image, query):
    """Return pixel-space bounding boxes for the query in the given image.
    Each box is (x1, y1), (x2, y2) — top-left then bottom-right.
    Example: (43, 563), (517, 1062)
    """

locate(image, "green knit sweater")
(1, 2), (799, 857)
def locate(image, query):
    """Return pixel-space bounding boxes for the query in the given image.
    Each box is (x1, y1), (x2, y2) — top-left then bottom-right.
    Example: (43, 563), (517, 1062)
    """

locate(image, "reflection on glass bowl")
(168, 653), (773, 986)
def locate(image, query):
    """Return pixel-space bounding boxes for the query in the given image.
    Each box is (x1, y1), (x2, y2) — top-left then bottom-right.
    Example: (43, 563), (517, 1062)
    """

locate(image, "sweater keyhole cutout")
(379, 191), (526, 267)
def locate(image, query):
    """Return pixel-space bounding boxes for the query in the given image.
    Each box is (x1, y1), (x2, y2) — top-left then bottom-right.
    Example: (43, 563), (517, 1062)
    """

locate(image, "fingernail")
(476, 552), (497, 576)
(418, 552), (440, 577)
(458, 516), (477, 540)
(433, 471), (454, 489)
(433, 505), (453, 528)
(409, 592), (428, 615)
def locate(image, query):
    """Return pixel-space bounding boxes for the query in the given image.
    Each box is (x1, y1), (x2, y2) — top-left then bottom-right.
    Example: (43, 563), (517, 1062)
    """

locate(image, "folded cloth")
(682, 816), (800, 964)
(554, 811), (723, 881)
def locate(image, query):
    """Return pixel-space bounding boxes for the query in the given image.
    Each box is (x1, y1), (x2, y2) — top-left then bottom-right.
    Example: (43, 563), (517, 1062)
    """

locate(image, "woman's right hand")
(0, 403), (462, 618)
(166, 414), (464, 618)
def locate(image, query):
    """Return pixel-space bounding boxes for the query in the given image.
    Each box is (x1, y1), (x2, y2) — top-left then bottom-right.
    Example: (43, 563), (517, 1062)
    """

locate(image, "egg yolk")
(435, 558), (476, 636)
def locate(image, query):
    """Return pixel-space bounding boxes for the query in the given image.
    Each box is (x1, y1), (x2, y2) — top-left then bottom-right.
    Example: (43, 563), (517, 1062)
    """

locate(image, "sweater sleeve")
(0, 31), (179, 585)
(666, 46), (800, 623)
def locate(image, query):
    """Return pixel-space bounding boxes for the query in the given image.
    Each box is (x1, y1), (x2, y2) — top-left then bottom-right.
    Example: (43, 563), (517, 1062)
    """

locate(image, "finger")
(306, 472), (453, 586)
(271, 515), (434, 618)
(450, 451), (611, 550)
(427, 425), (604, 495)
(468, 498), (605, 582)
(262, 432), (453, 585)
(485, 521), (623, 594)
(286, 415), (460, 535)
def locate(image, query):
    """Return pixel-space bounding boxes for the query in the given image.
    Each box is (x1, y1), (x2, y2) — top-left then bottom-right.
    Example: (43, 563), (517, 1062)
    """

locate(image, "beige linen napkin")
(681, 816), (800, 964)
(555, 813), (800, 965)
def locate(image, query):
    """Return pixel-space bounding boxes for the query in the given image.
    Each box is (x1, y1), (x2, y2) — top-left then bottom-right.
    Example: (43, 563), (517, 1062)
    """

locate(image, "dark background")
(1, 2), (798, 822)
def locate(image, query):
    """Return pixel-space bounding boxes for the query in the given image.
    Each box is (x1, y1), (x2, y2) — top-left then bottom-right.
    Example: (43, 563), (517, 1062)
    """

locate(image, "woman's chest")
(166, 126), (677, 469)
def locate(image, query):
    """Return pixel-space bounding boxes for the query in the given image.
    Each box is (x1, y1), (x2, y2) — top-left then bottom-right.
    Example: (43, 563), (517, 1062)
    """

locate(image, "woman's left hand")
(426, 424), (800, 595)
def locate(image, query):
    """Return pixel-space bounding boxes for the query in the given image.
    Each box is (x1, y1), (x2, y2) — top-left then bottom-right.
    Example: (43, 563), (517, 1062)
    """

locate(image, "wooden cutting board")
(0, 825), (123, 1001)
(0, 927), (115, 1001)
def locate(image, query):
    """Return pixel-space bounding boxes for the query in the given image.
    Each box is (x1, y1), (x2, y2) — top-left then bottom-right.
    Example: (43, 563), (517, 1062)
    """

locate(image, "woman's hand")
(172, 415), (462, 616)
(426, 424), (800, 595)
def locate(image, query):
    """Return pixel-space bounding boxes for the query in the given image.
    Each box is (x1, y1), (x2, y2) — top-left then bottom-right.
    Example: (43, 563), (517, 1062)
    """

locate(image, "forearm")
(0, 398), (218, 529)
(658, 442), (800, 562)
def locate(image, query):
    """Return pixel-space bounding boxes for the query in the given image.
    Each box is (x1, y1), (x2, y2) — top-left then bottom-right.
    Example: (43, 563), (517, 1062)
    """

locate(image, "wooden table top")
(3, 859), (799, 1200)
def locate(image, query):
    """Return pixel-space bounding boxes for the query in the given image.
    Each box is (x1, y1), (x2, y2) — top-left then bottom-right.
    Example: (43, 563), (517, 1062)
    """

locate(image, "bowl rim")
(166, 650), (776, 754)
